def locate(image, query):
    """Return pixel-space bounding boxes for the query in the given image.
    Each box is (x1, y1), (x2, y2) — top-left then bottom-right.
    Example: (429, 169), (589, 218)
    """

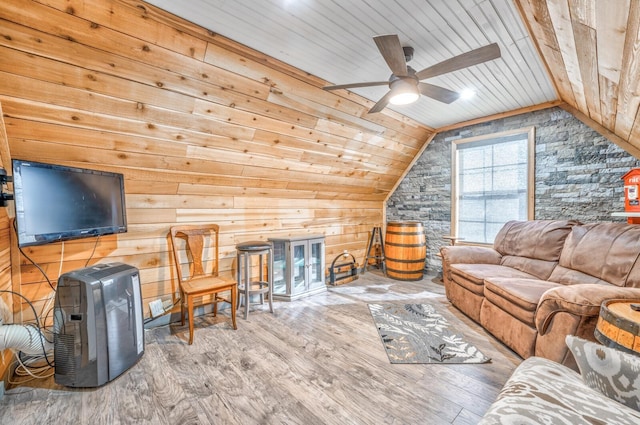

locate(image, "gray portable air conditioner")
(54, 263), (144, 387)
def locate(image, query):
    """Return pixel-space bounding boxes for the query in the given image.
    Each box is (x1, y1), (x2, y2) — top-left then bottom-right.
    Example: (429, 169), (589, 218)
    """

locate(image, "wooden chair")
(169, 224), (237, 344)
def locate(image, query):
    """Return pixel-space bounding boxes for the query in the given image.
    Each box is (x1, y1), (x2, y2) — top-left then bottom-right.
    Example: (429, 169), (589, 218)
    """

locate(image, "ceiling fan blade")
(373, 34), (408, 76)
(323, 81), (389, 91)
(418, 83), (460, 104)
(368, 90), (394, 114)
(415, 43), (501, 80)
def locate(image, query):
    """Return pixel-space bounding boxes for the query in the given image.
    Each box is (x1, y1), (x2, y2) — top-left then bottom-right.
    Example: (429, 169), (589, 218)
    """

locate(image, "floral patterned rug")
(368, 303), (491, 364)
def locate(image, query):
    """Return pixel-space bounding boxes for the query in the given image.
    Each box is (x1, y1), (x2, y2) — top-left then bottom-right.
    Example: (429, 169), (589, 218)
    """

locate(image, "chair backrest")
(169, 224), (220, 282)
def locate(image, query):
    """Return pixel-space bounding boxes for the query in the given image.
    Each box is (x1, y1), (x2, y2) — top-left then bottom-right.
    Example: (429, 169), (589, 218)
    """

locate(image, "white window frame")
(451, 127), (535, 245)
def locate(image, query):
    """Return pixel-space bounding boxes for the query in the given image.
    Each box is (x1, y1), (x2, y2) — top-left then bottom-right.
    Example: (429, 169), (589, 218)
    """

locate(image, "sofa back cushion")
(500, 256), (559, 280)
(552, 222), (640, 287)
(493, 220), (579, 260)
(492, 220), (579, 281)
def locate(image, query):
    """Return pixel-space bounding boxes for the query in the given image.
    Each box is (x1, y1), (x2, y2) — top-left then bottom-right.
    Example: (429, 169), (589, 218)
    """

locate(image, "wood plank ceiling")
(144, 0), (558, 129)
(517, 0), (640, 156)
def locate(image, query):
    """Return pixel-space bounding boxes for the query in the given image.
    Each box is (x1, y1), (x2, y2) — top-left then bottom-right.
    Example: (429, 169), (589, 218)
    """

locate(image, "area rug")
(368, 303), (491, 364)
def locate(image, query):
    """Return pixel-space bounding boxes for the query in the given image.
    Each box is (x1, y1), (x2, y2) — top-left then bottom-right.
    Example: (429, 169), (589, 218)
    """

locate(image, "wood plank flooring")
(0, 271), (521, 424)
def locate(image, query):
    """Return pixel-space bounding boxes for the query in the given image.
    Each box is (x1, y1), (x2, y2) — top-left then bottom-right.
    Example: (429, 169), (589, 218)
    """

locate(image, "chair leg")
(187, 295), (195, 345)
(213, 294), (218, 317)
(230, 286), (237, 330)
(181, 294), (186, 326)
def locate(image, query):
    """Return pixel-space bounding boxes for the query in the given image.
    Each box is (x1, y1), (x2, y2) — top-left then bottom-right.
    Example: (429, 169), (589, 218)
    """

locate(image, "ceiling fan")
(322, 34), (501, 114)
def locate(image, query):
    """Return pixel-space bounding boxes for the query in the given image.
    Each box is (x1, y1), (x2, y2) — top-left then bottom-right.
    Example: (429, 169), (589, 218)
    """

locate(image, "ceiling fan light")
(389, 91), (419, 105)
(389, 79), (420, 105)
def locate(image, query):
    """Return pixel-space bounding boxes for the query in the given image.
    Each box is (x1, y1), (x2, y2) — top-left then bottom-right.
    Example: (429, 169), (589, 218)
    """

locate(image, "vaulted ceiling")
(144, 0), (557, 129)
(145, 0), (640, 155)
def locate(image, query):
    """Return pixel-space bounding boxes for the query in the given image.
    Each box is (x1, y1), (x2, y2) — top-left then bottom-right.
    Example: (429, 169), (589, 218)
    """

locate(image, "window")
(452, 127), (534, 244)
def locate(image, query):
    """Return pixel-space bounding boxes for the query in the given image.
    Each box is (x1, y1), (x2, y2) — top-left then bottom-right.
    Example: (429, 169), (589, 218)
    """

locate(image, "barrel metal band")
(386, 230), (425, 235)
(385, 242), (425, 248)
(385, 257), (425, 264)
(386, 267), (423, 274)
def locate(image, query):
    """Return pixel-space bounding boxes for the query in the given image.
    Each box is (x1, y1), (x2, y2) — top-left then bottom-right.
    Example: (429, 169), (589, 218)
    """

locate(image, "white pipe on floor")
(0, 324), (53, 355)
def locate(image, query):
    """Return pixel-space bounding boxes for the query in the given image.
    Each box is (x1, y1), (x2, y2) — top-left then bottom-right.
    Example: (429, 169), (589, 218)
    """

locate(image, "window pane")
(458, 221), (486, 243)
(454, 130), (531, 244)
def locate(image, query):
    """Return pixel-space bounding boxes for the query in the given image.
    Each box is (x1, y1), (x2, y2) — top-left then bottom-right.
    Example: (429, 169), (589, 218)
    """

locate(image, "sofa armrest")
(440, 245), (502, 266)
(536, 285), (640, 335)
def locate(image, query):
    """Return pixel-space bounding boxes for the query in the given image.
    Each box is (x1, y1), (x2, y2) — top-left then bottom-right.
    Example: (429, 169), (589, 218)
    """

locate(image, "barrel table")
(384, 221), (426, 281)
(594, 299), (640, 355)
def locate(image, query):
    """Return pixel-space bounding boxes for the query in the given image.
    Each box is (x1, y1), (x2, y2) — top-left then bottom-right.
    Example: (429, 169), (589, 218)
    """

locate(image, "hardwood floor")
(0, 270), (521, 424)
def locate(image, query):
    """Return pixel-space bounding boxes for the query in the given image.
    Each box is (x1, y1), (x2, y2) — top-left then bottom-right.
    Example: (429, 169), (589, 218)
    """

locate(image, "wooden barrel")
(594, 299), (640, 355)
(385, 221), (426, 281)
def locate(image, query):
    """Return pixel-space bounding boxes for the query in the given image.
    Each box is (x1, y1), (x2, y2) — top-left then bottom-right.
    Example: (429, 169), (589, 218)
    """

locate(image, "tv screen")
(12, 159), (127, 247)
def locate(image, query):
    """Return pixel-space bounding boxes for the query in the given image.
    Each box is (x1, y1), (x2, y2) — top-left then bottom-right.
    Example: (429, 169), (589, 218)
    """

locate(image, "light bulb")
(389, 92), (420, 105)
(388, 78), (420, 106)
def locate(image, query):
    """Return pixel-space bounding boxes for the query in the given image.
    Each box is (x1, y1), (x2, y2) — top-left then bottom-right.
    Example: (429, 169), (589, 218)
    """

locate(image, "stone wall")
(386, 107), (640, 273)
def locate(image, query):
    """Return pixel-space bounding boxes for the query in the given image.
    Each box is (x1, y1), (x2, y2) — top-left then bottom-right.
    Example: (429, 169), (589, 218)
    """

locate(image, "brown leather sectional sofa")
(440, 220), (640, 368)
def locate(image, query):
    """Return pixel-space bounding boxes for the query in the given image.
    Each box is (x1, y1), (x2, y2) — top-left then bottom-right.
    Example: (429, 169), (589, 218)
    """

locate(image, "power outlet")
(149, 299), (165, 318)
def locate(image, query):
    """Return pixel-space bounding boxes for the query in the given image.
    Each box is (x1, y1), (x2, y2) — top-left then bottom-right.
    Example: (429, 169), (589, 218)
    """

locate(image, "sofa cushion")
(547, 265), (610, 286)
(557, 223), (640, 287)
(567, 335), (640, 412)
(478, 356), (640, 425)
(450, 264), (537, 296)
(484, 278), (561, 325)
(493, 219), (578, 261)
(500, 255), (558, 280)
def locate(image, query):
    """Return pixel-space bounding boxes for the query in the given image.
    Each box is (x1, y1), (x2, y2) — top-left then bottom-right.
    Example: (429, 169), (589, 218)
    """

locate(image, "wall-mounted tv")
(12, 159), (127, 247)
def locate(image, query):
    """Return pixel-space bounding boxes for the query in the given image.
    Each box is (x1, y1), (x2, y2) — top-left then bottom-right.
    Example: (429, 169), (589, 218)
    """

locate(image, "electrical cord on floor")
(7, 352), (54, 384)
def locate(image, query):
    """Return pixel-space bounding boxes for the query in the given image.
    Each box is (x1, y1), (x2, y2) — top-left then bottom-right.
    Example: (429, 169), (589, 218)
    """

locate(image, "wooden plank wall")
(0, 0), (433, 319)
(0, 104), (13, 382)
(0, 211), (12, 381)
(0, 212), (11, 382)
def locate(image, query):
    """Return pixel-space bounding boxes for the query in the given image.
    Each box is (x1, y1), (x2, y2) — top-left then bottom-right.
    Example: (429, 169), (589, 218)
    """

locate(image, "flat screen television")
(12, 159), (127, 247)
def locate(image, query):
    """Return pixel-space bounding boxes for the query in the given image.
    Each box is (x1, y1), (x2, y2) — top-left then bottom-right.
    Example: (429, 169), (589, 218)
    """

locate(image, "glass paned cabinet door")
(272, 240), (287, 296)
(308, 238), (324, 289)
(292, 241), (307, 295)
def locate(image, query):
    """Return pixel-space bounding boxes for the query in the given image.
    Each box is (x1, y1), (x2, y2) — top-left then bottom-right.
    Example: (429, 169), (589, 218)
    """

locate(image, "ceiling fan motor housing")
(389, 66), (417, 82)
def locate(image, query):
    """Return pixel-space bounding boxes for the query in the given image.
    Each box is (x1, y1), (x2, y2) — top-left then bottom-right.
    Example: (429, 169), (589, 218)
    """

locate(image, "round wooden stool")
(236, 241), (274, 319)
